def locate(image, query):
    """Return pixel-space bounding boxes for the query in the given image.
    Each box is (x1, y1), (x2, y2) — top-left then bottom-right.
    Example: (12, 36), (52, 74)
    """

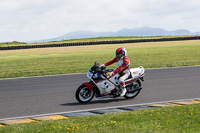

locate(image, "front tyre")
(76, 85), (95, 103)
(124, 80), (141, 99)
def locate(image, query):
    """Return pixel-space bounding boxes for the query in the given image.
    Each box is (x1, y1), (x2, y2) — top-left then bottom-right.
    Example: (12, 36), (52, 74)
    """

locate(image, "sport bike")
(76, 61), (145, 103)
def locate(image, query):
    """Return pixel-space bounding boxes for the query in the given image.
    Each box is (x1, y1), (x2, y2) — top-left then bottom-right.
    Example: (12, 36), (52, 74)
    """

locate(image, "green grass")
(1, 36), (156, 47)
(0, 104), (200, 133)
(0, 41), (26, 47)
(38, 36), (184, 44)
(1, 35), (199, 47)
(0, 40), (200, 78)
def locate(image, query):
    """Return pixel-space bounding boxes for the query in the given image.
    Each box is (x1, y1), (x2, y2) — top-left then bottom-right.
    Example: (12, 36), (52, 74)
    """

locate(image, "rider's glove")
(100, 64), (105, 67)
(106, 72), (114, 78)
(100, 64), (106, 70)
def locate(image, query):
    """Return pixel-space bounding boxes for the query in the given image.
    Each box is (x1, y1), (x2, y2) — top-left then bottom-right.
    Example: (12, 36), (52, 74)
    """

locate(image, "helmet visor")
(116, 53), (123, 59)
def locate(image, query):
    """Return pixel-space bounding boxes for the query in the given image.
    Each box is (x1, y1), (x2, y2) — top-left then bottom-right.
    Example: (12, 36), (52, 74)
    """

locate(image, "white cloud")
(0, 0), (200, 42)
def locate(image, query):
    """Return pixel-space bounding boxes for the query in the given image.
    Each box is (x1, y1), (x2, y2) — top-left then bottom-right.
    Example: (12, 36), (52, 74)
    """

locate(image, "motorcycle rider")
(101, 47), (130, 96)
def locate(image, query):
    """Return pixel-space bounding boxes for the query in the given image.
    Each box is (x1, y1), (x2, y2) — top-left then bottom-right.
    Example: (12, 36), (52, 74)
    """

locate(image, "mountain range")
(29, 26), (199, 43)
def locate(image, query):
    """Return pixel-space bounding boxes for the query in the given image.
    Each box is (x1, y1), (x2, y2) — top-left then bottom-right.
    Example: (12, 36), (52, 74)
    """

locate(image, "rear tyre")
(124, 80), (141, 99)
(76, 85), (95, 103)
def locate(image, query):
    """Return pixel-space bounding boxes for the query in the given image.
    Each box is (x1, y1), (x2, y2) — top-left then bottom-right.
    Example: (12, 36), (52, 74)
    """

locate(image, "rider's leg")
(119, 72), (130, 96)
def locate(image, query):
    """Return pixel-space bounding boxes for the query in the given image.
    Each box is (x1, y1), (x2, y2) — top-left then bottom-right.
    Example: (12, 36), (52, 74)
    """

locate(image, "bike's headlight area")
(87, 70), (93, 78)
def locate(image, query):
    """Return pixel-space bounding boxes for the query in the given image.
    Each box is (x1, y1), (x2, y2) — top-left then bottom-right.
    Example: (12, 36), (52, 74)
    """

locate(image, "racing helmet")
(115, 47), (127, 60)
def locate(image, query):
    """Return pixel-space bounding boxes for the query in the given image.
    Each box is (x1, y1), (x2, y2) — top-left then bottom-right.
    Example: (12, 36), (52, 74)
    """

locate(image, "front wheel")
(124, 80), (141, 99)
(76, 85), (95, 103)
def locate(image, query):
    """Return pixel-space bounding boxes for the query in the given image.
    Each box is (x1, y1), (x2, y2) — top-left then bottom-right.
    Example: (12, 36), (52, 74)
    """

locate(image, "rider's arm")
(113, 56), (130, 74)
(104, 58), (117, 66)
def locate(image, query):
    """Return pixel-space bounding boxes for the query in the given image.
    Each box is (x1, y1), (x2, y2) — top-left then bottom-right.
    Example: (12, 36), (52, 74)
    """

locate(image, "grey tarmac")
(0, 66), (199, 119)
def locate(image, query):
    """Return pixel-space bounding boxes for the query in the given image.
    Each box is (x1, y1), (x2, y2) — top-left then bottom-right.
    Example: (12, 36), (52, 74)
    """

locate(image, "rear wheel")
(76, 85), (95, 103)
(124, 80), (141, 99)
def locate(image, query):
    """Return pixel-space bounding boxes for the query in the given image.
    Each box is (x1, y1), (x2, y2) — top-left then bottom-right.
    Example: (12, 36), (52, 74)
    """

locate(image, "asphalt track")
(0, 66), (199, 119)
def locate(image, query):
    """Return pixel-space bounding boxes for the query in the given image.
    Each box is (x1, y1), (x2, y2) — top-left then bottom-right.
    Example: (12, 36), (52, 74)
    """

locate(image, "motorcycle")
(76, 61), (145, 103)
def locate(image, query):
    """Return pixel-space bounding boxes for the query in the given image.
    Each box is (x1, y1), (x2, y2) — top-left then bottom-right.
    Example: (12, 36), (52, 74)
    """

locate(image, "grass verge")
(1, 36), (197, 47)
(0, 104), (200, 133)
(0, 40), (200, 78)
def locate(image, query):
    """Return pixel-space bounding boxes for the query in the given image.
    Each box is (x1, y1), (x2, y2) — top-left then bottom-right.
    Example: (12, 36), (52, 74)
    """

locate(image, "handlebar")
(90, 64), (106, 74)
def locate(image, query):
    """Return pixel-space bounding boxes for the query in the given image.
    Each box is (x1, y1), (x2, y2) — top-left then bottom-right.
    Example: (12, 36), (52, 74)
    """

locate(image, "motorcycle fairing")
(89, 69), (114, 83)
(87, 66), (145, 97)
(130, 67), (145, 79)
(83, 82), (95, 91)
(94, 73), (120, 95)
(125, 67), (145, 85)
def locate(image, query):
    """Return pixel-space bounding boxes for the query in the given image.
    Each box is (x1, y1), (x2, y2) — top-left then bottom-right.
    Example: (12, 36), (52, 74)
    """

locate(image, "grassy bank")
(1, 36), (197, 47)
(0, 36), (161, 47)
(0, 104), (200, 133)
(0, 40), (200, 78)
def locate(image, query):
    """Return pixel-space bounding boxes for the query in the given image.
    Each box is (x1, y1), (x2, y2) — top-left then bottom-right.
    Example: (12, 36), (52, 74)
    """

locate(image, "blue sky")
(0, 0), (200, 42)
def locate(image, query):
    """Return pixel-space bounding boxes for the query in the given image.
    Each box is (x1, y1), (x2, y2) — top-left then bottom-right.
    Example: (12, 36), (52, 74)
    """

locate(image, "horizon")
(26, 27), (199, 43)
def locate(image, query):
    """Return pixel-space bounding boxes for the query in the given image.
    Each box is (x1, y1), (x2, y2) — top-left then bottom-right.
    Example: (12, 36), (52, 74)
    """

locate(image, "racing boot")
(120, 86), (127, 97)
